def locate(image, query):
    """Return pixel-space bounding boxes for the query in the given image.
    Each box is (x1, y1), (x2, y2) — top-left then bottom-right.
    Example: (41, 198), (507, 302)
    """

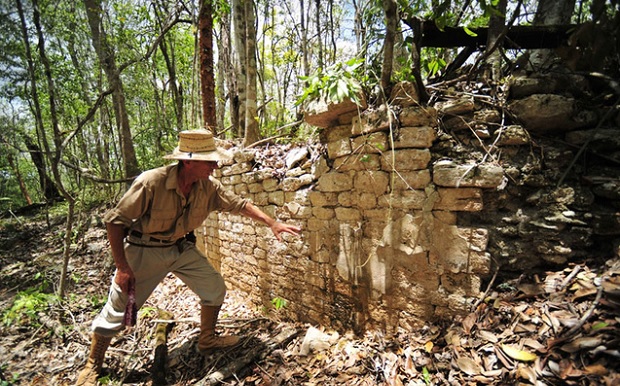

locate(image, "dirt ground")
(0, 206), (619, 386)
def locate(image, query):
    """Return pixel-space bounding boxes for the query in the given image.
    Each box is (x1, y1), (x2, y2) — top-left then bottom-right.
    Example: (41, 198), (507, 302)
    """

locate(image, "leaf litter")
(1, 211), (620, 386)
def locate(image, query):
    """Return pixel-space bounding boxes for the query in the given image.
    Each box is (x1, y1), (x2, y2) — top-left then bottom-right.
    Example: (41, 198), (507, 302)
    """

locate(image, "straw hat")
(164, 129), (232, 161)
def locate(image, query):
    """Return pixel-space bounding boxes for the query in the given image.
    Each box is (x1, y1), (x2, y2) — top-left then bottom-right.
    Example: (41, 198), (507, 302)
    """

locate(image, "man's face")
(183, 160), (219, 179)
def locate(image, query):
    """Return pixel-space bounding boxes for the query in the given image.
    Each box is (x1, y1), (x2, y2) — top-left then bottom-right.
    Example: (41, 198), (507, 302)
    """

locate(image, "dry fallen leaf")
(560, 336), (604, 353)
(424, 341), (434, 353)
(478, 330), (498, 343)
(456, 356), (482, 375)
(501, 343), (538, 362)
(517, 363), (537, 383)
(583, 363), (609, 376)
(462, 312), (477, 335)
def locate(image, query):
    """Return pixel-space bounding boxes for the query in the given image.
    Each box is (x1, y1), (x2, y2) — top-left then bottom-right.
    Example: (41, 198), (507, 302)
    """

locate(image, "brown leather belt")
(127, 231), (177, 247)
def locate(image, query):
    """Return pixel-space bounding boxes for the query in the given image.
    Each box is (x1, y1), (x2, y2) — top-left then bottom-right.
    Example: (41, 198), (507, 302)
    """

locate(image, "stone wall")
(198, 74), (620, 333)
(198, 94), (507, 334)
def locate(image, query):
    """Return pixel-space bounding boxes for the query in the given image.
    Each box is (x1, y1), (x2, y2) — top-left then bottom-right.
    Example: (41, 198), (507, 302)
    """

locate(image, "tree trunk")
(222, 9), (239, 136)
(15, 0), (59, 203)
(352, 0), (366, 58)
(216, 9), (230, 132)
(199, 0), (217, 128)
(380, 0), (398, 96)
(30, 0), (76, 298)
(22, 136), (61, 201)
(315, 0), (323, 69)
(83, 0), (140, 180)
(300, 0), (310, 76)
(530, 0), (577, 69)
(403, 17), (428, 103)
(232, 0), (247, 138)
(243, 0), (260, 146)
(155, 10), (184, 132)
(485, 0), (507, 81)
(6, 152), (33, 205)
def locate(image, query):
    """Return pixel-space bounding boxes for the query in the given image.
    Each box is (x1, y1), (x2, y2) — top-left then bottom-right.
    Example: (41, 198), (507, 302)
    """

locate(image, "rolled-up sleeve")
(208, 178), (248, 214)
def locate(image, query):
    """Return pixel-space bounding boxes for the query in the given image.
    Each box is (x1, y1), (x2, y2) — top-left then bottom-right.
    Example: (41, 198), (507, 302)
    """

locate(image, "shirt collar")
(165, 163), (180, 191)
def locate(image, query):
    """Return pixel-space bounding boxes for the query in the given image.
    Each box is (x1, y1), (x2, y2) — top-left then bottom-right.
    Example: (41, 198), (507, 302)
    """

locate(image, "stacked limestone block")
(316, 94), (504, 332)
(199, 81), (505, 332)
(200, 148), (324, 325)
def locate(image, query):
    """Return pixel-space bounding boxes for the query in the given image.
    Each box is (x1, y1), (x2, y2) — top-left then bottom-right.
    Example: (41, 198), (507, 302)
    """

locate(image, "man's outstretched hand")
(270, 221), (301, 241)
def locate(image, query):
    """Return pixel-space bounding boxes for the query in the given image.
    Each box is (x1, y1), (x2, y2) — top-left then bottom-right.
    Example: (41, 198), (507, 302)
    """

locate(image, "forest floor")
(1, 205), (619, 386)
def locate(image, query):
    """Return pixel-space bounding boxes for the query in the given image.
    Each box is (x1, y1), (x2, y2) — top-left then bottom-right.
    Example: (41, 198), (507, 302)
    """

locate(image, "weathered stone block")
(378, 190), (426, 209)
(268, 191), (285, 206)
(307, 217), (332, 232)
(381, 149), (431, 171)
(474, 109), (502, 124)
(284, 191), (312, 206)
(285, 167), (306, 178)
(436, 97), (475, 116)
(508, 94), (596, 133)
(233, 149), (256, 163)
(305, 97), (366, 129)
(441, 273), (482, 296)
(566, 129), (620, 150)
(234, 184), (249, 196)
(496, 125), (530, 146)
(432, 225), (490, 274)
(434, 188), (483, 211)
(399, 106), (438, 127)
(327, 137), (352, 159)
(311, 157), (330, 178)
(351, 105), (390, 136)
(282, 174), (314, 191)
(393, 126), (437, 149)
(284, 202), (312, 218)
(253, 192), (268, 206)
(433, 160), (504, 188)
(354, 171), (389, 195)
(351, 132), (388, 154)
(335, 207), (362, 222)
(242, 169), (272, 184)
(333, 154), (381, 171)
(221, 162), (253, 176)
(362, 219), (388, 239)
(308, 191), (338, 206)
(318, 172), (353, 192)
(392, 170), (432, 190)
(248, 182), (263, 193)
(312, 207), (335, 220)
(354, 192), (378, 210)
(338, 191), (354, 207)
(324, 124), (353, 143)
(389, 81), (420, 107)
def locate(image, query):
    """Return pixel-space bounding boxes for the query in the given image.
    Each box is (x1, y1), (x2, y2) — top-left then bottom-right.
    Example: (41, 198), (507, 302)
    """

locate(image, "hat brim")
(164, 147), (232, 161)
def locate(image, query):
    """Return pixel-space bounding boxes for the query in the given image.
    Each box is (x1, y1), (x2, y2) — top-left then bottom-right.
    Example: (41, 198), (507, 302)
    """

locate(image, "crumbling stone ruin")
(197, 72), (619, 333)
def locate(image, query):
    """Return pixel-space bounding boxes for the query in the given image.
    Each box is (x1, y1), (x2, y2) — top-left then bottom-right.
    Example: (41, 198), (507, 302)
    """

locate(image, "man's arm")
(239, 202), (301, 241)
(106, 222), (135, 293)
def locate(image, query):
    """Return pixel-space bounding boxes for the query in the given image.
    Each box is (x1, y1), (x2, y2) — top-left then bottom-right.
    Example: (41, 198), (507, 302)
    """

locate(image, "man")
(76, 129), (301, 385)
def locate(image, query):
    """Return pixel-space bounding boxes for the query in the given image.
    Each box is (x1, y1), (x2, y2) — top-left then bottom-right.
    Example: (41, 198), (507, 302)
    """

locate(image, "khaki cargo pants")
(92, 239), (226, 337)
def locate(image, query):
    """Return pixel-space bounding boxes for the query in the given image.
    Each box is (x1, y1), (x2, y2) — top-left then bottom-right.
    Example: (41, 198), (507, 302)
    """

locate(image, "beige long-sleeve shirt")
(103, 163), (248, 242)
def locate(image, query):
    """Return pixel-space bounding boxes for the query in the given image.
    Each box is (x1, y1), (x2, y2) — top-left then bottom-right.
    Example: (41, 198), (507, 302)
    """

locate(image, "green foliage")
(422, 366), (432, 384)
(2, 283), (59, 327)
(139, 306), (158, 318)
(295, 58), (365, 107)
(88, 294), (107, 311)
(0, 368), (20, 386)
(271, 296), (288, 310)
